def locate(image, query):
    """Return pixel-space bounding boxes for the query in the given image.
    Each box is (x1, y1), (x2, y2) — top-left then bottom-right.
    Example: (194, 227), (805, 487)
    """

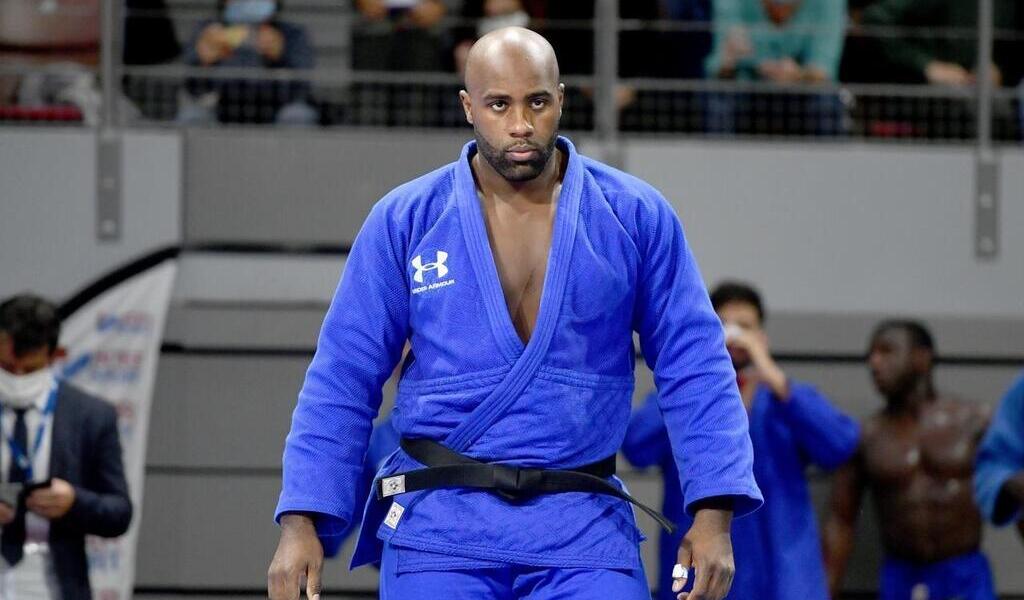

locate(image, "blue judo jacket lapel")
(446, 137), (583, 453)
(350, 137), (584, 569)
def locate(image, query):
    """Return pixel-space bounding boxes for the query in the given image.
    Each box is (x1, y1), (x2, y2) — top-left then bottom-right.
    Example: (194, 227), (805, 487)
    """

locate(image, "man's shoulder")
(58, 383), (118, 421)
(373, 162), (458, 220)
(579, 154), (667, 207)
(577, 154), (680, 243)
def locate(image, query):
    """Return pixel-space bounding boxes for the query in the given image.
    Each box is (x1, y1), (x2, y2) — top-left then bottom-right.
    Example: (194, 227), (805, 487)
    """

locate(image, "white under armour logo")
(411, 251), (449, 283)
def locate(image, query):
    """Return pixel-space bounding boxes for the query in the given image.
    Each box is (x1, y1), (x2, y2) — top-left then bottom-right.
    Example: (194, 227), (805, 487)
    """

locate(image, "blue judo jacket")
(276, 136), (763, 571)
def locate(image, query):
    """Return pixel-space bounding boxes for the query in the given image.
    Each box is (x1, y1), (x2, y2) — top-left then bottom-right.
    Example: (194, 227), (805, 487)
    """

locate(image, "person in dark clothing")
(0, 294), (132, 600)
(180, 0), (317, 125)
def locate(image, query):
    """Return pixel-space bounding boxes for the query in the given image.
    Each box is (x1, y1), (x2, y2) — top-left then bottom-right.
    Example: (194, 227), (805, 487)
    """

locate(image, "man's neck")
(886, 378), (935, 417)
(738, 369), (759, 409)
(471, 147), (564, 207)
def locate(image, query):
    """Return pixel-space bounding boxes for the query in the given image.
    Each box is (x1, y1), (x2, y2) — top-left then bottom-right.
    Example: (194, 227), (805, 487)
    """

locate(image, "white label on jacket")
(384, 502), (405, 529)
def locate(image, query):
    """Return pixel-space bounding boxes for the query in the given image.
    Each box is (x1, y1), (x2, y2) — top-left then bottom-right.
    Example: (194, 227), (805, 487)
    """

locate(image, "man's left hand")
(26, 478), (76, 520)
(674, 506), (734, 600)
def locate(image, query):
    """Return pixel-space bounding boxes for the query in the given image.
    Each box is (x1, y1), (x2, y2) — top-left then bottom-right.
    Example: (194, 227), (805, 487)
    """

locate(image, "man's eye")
(491, 101), (507, 110)
(531, 99), (547, 109)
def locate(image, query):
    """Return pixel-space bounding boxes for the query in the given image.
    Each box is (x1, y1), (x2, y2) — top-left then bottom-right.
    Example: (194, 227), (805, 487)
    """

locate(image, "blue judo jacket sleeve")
(622, 391), (671, 469)
(776, 383), (860, 470)
(975, 374), (1024, 526)
(631, 194), (762, 518)
(275, 201), (411, 551)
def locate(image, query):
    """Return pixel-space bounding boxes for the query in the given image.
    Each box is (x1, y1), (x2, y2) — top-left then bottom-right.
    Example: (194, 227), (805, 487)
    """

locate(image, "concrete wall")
(0, 128), (182, 301)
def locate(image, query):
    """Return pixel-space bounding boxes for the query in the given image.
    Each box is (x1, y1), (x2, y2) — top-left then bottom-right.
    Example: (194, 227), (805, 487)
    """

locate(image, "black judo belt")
(375, 437), (676, 533)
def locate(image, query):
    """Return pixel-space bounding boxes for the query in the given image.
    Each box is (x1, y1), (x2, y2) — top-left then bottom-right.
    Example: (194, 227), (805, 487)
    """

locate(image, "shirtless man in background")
(824, 320), (993, 600)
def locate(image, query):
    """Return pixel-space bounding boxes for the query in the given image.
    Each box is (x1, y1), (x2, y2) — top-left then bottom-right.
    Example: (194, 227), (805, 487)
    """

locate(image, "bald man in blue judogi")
(268, 27), (761, 600)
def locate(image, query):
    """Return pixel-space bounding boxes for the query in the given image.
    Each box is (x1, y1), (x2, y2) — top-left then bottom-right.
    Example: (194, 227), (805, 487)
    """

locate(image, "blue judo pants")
(379, 543), (652, 599)
(880, 551), (996, 600)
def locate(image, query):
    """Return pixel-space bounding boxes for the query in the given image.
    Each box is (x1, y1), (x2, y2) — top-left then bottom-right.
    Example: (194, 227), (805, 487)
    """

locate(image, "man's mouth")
(506, 146), (538, 161)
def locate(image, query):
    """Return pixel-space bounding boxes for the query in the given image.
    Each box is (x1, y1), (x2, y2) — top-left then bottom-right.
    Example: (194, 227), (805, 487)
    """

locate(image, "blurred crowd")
(0, 0), (1022, 136)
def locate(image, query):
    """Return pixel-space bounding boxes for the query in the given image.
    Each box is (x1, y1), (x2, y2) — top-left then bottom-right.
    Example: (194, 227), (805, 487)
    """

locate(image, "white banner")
(56, 257), (178, 600)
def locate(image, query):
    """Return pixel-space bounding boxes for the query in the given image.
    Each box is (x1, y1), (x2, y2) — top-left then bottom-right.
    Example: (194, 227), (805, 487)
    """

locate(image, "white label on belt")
(381, 475), (406, 497)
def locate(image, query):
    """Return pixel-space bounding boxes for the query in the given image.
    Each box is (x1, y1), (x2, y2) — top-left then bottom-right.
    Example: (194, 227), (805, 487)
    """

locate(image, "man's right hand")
(196, 23), (233, 66)
(925, 61), (971, 86)
(0, 502), (14, 526)
(268, 514), (324, 600)
(1004, 471), (1024, 506)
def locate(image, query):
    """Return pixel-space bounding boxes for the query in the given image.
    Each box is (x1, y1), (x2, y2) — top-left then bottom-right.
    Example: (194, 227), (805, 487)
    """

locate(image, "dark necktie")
(1, 408), (28, 566)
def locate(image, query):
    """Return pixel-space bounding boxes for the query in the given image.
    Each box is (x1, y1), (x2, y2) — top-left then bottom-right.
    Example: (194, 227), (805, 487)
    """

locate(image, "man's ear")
(49, 347), (68, 365)
(557, 83), (565, 117)
(459, 90), (473, 125)
(911, 346), (932, 374)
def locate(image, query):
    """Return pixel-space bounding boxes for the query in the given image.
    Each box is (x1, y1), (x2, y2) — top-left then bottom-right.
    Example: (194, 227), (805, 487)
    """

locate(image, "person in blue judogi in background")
(623, 281), (859, 600)
(975, 372), (1024, 544)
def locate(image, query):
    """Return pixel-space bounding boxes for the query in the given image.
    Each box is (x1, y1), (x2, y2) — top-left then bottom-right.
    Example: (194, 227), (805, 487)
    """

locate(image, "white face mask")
(477, 11), (530, 37)
(0, 367), (54, 410)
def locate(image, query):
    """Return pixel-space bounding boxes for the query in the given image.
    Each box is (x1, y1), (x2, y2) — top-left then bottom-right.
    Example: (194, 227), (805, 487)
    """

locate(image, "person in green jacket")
(860, 0), (1023, 140)
(704, 0), (849, 136)
(862, 0), (1022, 86)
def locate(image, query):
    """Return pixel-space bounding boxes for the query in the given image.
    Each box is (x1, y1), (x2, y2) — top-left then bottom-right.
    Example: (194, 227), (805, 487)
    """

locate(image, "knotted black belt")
(375, 437), (676, 533)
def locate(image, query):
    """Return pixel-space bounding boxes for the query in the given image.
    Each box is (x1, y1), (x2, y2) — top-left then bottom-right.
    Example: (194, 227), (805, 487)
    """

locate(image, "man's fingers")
(267, 562), (302, 600)
(682, 556), (735, 600)
(305, 559), (323, 600)
(673, 542), (693, 593)
(679, 559), (712, 600)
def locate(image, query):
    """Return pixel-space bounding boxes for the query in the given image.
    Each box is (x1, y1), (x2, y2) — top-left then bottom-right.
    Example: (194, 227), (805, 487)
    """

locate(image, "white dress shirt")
(0, 378), (59, 599)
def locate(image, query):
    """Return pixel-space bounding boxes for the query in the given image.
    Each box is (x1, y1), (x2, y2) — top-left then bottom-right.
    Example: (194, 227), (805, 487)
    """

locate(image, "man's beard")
(474, 130), (558, 182)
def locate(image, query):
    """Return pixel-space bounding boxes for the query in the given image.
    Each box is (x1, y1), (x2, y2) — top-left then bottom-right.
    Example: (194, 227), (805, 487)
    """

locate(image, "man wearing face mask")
(622, 281), (859, 600)
(181, 0), (316, 125)
(0, 294), (132, 599)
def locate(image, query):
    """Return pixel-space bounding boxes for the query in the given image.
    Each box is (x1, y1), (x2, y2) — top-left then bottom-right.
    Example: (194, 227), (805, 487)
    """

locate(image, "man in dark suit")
(0, 294), (132, 599)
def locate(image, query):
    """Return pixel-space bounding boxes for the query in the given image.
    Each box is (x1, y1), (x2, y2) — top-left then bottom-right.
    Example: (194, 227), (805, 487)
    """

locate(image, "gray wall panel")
(0, 129), (182, 301)
(164, 306), (326, 350)
(183, 129), (469, 244)
(148, 355), (307, 468)
(624, 142), (1024, 318)
(136, 473), (378, 591)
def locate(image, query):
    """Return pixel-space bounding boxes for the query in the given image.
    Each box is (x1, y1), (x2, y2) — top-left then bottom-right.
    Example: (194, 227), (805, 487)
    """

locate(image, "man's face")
(761, 0), (801, 25)
(867, 329), (919, 400)
(460, 56), (563, 183)
(716, 301), (764, 370)
(0, 333), (52, 376)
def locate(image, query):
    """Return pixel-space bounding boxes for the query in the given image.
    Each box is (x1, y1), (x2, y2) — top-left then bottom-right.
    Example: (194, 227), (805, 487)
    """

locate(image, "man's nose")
(508, 106), (534, 137)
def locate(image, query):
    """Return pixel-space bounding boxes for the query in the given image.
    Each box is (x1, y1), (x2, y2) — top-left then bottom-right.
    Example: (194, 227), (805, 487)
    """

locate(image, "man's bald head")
(463, 27), (560, 96)
(459, 27), (563, 184)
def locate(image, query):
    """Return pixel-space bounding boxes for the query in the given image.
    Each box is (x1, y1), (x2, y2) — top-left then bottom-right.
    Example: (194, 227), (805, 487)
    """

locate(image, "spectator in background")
(661, 0), (713, 80)
(350, 0), (449, 127)
(622, 281), (858, 600)
(540, 0), (661, 130)
(180, 0), (317, 125)
(859, 0), (1023, 140)
(974, 372), (1024, 545)
(122, 0), (182, 121)
(0, 294), (132, 598)
(704, 0), (848, 136)
(452, 0), (532, 76)
(0, 0), (101, 124)
(861, 0), (1021, 87)
(824, 320), (995, 600)
(617, 0), (713, 132)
